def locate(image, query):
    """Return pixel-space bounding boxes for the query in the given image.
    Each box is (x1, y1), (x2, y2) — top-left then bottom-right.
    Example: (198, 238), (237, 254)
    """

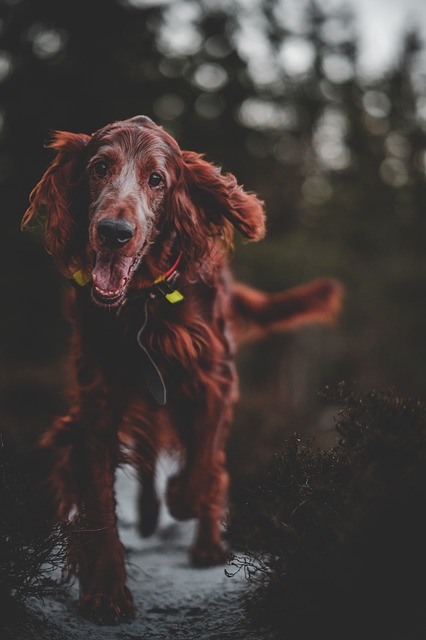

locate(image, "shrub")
(227, 384), (426, 640)
(0, 441), (68, 622)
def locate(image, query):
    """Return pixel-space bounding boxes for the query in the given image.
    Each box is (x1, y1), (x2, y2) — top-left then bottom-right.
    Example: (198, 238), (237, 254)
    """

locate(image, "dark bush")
(227, 384), (426, 640)
(0, 440), (68, 625)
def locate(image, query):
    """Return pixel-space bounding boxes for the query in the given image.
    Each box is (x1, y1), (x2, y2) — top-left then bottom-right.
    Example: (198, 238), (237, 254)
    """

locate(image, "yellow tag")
(72, 270), (92, 286)
(165, 290), (184, 304)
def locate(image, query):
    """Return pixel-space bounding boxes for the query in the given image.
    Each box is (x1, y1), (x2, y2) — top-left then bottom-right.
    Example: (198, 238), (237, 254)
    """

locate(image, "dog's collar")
(72, 268), (92, 287)
(71, 251), (185, 305)
(150, 252), (184, 304)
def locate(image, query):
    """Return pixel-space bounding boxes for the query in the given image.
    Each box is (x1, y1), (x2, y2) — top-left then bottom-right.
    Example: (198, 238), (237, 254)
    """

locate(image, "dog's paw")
(166, 474), (197, 520)
(190, 541), (229, 567)
(79, 587), (135, 625)
(138, 493), (160, 538)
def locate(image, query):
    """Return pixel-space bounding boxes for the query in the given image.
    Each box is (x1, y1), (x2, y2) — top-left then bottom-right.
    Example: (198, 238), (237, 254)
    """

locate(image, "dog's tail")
(230, 277), (344, 344)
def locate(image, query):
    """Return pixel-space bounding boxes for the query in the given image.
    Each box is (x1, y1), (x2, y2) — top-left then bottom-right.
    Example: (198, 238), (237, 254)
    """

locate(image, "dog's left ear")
(182, 151), (266, 242)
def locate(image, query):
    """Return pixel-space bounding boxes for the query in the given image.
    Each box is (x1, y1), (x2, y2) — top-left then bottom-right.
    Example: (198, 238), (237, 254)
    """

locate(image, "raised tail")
(230, 277), (344, 344)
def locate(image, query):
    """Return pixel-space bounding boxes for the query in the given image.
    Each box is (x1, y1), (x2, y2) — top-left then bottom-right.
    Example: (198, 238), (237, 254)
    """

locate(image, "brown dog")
(22, 116), (342, 623)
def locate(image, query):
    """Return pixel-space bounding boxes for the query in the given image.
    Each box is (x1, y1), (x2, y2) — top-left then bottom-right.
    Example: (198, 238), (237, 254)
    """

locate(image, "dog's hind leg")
(125, 402), (165, 539)
(135, 436), (160, 538)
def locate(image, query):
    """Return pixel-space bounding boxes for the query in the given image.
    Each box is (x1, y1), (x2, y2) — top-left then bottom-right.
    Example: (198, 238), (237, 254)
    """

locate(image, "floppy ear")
(22, 131), (90, 277)
(181, 151), (266, 242)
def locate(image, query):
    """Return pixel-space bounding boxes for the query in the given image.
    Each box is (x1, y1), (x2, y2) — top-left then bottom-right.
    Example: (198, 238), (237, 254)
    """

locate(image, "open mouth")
(92, 285), (125, 306)
(91, 252), (142, 307)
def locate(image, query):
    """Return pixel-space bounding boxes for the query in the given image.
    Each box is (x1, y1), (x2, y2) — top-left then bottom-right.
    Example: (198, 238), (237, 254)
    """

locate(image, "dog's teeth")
(120, 277), (127, 288)
(94, 285), (122, 298)
(92, 273), (97, 283)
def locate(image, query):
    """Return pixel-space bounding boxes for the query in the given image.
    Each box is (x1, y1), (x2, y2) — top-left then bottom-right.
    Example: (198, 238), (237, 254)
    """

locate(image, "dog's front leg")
(190, 404), (232, 568)
(43, 380), (135, 624)
(75, 422), (135, 624)
(167, 389), (234, 567)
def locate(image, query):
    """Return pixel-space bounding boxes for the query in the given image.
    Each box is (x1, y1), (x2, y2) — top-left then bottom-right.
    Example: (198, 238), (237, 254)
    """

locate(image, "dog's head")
(22, 116), (265, 307)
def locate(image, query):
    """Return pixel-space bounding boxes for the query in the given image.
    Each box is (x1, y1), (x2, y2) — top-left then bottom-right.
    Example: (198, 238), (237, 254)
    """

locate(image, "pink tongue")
(92, 254), (133, 292)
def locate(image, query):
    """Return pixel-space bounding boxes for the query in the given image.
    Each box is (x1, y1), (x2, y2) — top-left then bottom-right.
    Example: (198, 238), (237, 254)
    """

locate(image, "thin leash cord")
(136, 297), (167, 403)
(136, 296), (150, 337)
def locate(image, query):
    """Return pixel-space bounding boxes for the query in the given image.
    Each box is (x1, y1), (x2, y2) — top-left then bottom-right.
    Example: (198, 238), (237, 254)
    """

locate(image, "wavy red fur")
(23, 116), (343, 624)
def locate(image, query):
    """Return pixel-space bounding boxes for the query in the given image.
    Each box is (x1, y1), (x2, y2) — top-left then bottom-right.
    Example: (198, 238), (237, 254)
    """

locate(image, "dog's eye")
(93, 161), (108, 178)
(148, 172), (163, 188)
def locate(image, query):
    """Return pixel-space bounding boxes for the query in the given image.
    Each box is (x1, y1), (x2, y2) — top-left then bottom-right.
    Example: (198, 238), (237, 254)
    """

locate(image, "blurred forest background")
(1, 0), (426, 480)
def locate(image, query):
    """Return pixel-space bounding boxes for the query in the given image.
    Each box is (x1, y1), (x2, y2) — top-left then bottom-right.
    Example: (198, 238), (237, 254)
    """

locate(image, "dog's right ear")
(22, 131), (90, 277)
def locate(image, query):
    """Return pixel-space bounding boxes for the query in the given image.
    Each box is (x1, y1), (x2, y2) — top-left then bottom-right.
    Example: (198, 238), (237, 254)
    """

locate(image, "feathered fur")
(22, 115), (343, 624)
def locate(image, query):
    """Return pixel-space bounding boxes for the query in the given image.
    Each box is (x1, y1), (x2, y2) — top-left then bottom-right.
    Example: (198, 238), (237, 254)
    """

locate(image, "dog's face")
(85, 117), (181, 305)
(23, 116), (265, 308)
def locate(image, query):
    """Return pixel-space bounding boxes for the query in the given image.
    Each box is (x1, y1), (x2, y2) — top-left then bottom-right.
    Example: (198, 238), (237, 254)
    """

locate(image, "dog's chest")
(75, 281), (232, 402)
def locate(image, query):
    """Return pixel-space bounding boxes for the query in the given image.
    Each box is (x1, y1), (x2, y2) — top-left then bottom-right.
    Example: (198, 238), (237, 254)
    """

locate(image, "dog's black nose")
(97, 218), (135, 248)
